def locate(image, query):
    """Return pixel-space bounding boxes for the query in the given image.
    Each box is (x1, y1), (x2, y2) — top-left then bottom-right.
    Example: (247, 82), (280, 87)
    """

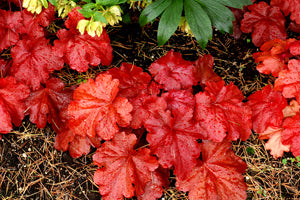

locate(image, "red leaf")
(25, 78), (74, 131)
(20, 10), (45, 39)
(93, 132), (159, 200)
(259, 126), (290, 159)
(54, 28), (112, 72)
(9, 37), (64, 90)
(144, 109), (204, 179)
(252, 39), (296, 77)
(0, 76), (30, 134)
(162, 90), (194, 114)
(195, 81), (252, 142)
(149, 50), (195, 91)
(68, 74), (133, 140)
(65, 7), (85, 34)
(247, 85), (287, 133)
(33, 4), (56, 27)
(54, 123), (102, 157)
(176, 140), (247, 200)
(105, 63), (152, 100)
(288, 40), (300, 56)
(289, 21), (300, 34)
(0, 9), (24, 50)
(231, 8), (246, 39)
(52, 7), (112, 72)
(272, 0), (300, 24)
(130, 94), (167, 129)
(271, 0), (291, 16)
(282, 114), (300, 157)
(137, 167), (169, 200)
(54, 127), (75, 152)
(193, 54), (222, 86)
(274, 59), (300, 101)
(241, 2), (287, 47)
(69, 135), (101, 158)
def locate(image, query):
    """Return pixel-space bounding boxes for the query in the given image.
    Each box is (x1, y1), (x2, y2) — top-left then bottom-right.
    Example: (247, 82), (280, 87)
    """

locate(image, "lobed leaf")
(259, 126), (290, 159)
(144, 109), (204, 179)
(93, 132), (159, 200)
(0, 10), (24, 51)
(25, 78), (74, 131)
(0, 76), (30, 134)
(193, 54), (222, 86)
(9, 37), (64, 90)
(105, 63), (152, 100)
(282, 114), (300, 157)
(68, 74), (132, 140)
(149, 50), (195, 91)
(241, 2), (287, 47)
(274, 59), (300, 102)
(176, 140), (247, 200)
(195, 81), (252, 142)
(247, 85), (287, 133)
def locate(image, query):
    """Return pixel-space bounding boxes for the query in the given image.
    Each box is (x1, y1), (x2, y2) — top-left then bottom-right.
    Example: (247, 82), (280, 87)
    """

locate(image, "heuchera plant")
(249, 38), (300, 159)
(235, 0), (300, 47)
(0, 1), (259, 199)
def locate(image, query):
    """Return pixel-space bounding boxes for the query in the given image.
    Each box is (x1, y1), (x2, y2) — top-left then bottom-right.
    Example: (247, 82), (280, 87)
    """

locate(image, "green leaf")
(157, 0), (183, 46)
(82, 3), (96, 9)
(184, 0), (211, 49)
(78, 9), (94, 18)
(95, 0), (126, 5)
(297, 156), (300, 162)
(139, 0), (172, 27)
(197, 0), (234, 34)
(48, 0), (57, 7)
(282, 158), (287, 165)
(94, 11), (108, 23)
(213, 0), (252, 9)
(246, 147), (254, 155)
(82, 0), (93, 2)
(122, 13), (131, 24)
(291, 157), (296, 163)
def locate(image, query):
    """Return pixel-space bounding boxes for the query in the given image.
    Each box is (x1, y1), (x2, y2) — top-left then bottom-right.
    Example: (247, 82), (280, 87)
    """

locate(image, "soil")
(1, 2), (300, 200)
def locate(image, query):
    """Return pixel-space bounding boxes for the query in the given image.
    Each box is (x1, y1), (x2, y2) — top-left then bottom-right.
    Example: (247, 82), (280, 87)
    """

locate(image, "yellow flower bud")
(23, 0), (47, 14)
(86, 22), (95, 37)
(109, 5), (122, 17)
(92, 21), (105, 37)
(23, 0), (30, 8)
(104, 5), (123, 26)
(57, 0), (77, 19)
(77, 19), (90, 35)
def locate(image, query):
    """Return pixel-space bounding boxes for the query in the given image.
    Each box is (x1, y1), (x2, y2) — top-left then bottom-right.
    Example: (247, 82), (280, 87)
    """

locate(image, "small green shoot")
(282, 158), (287, 165)
(77, 75), (87, 84)
(257, 186), (267, 197)
(246, 147), (254, 155)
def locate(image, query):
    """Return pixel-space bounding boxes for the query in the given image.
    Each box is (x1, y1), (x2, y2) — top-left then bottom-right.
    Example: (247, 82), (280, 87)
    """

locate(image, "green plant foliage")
(157, 0), (183, 46)
(246, 147), (255, 155)
(139, 0), (252, 48)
